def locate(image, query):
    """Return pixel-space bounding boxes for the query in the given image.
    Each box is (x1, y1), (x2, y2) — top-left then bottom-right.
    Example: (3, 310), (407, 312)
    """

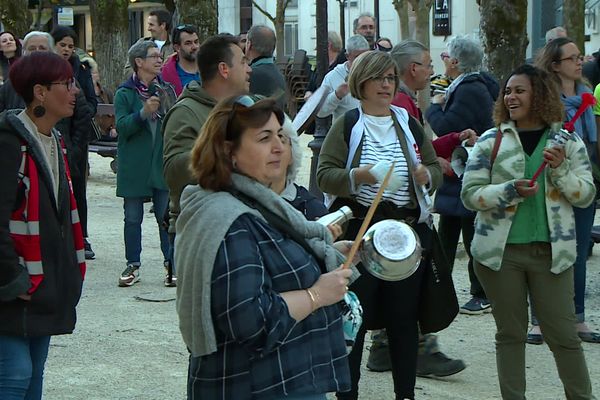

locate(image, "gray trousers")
(475, 243), (594, 400)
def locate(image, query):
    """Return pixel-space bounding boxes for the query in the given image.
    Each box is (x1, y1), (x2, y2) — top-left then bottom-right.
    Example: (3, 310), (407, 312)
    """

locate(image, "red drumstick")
(528, 94), (596, 187)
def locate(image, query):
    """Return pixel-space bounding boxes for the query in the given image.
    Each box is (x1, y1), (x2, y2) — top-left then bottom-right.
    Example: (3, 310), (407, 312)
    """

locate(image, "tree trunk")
(563, 0), (584, 53)
(175, 0), (218, 43)
(480, 0), (528, 85)
(315, 0), (328, 87)
(393, 0), (410, 40)
(407, 0), (433, 112)
(408, 0), (433, 48)
(275, 0), (286, 65)
(0, 0), (32, 38)
(89, 0), (130, 92)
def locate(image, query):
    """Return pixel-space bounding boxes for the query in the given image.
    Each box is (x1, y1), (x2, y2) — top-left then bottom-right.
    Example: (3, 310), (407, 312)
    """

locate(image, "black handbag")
(418, 227), (459, 334)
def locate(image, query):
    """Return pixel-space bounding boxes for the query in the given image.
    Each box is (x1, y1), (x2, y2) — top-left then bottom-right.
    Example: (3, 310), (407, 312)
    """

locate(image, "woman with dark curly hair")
(461, 64), (595, 399)
(534, 37), (600, 344)
(0, 31), (22, 84)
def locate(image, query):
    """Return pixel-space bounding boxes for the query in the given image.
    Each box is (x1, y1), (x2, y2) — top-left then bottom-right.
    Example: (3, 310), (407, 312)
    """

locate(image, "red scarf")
(9, 136), (86, 294)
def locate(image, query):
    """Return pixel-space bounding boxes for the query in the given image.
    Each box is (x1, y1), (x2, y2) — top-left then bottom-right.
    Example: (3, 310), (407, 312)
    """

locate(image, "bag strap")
(489, 129), (502, 167)
(227, 188), (328, 274)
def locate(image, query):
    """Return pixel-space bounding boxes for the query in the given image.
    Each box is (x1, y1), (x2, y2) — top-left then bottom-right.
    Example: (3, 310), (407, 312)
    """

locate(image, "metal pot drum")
(359, 219), (422, 281)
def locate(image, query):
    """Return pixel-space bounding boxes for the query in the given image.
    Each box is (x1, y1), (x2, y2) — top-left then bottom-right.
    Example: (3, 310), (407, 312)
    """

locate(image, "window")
(284, 21), (299, 58)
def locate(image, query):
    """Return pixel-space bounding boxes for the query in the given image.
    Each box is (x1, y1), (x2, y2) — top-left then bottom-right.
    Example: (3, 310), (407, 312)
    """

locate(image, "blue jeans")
(123, 189), (170, 265)
(573, 202), (595, 321)
(0, 335), (51, 400)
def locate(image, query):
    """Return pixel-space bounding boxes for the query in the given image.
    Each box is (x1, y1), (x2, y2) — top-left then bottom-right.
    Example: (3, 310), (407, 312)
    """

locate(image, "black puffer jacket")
(0, 110), (84, 336)
(426, 71), (498, 136)
(425, 71), (499, 217)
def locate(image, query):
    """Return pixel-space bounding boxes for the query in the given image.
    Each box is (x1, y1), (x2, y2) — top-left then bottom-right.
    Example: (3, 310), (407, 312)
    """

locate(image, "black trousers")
(336, 209), (430, 400)
(437, 214), (485, 299)
(72, 149), (89, 237)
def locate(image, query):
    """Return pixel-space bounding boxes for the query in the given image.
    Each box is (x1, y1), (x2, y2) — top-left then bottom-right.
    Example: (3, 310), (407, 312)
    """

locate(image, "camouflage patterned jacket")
(460, 121), (595, 274)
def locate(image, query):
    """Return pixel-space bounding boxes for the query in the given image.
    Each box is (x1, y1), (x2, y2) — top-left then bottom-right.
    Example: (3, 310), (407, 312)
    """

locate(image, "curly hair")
(493, 64), (563, 126)
(190, 96), (284, 191)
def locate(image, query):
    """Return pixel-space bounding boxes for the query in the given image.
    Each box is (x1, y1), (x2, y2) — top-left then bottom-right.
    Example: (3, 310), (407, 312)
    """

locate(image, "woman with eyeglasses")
(176, 95), (355, 399)
(0, 52), (86, 400)
(114, 41), (177, 288)
(318, 50), (442, 400)
(461, 63), (595, 399)
(533, 37), (600, 344)
(425, 35), (499, 315)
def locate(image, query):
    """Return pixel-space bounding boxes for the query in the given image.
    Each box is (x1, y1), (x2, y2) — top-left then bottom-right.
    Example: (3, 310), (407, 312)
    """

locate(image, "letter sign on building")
(433, 0), (451, 36)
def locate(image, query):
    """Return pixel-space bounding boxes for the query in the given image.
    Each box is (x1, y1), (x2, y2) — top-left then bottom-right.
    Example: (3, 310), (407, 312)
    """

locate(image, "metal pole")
(374, 0), (380, 39)
(339, 0), (346, 46)
(308, 0), (329, 201)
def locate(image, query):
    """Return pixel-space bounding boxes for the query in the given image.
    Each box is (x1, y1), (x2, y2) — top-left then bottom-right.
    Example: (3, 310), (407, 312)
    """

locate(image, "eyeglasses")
(413, 61), (434, 69)
(558, 54), (584, 63)
(371, 75), (398, 85)
(226, 95), (257, 140)
(144, 54), (163, 60)
(47, 77), (76, 91)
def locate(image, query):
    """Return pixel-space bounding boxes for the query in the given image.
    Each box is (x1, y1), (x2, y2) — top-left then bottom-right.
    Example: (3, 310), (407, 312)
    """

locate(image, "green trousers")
(474, 242), (594, 400)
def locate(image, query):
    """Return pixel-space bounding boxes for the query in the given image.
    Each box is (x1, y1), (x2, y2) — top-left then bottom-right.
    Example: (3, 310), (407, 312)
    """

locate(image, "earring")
(232, 159), (238, 170)
(33, 104), (46, 118)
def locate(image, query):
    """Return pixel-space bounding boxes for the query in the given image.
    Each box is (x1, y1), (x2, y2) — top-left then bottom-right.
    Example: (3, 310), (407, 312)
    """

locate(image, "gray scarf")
(175, 173), (358, 357)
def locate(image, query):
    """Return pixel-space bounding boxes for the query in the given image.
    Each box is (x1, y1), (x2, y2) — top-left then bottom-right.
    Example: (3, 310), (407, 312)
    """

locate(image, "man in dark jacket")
(161, 34), (251, 286)
(245, 25), (287, 109)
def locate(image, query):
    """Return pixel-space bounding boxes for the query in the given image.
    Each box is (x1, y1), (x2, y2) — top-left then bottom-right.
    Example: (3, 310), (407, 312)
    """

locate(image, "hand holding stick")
(342, 162), (395, 269)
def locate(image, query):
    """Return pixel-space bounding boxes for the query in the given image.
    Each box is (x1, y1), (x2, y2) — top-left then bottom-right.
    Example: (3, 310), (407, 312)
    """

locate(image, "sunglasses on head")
(225, 95), (257, 140)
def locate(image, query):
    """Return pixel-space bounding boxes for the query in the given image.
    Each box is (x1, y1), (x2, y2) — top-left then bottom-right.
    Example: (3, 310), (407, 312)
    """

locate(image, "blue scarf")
(562, 84), (597, 144)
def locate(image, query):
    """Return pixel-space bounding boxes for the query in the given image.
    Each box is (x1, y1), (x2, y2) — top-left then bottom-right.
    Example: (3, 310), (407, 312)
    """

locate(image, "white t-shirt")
(154, 40), (166, 51)
(356, 114), (410, 208)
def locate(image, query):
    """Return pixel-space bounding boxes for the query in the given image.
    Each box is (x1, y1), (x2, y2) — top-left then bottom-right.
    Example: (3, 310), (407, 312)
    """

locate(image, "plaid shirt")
(189, 214), (350, 399)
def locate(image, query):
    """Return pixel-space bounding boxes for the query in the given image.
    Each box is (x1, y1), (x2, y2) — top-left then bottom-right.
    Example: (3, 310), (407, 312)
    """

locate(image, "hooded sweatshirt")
(162, 80), (218, 231)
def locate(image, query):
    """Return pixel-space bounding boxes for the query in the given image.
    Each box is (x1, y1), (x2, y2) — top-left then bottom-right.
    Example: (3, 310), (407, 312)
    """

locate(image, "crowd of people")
(0, 7), (598, 400)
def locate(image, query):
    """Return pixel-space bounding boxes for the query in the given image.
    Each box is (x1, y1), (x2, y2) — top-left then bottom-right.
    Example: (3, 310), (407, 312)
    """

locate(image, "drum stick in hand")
(342, 162), (395, 269)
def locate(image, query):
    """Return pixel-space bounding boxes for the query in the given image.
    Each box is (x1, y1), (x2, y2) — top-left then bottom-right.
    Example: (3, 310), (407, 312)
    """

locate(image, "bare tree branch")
(252, 0), (276, 24)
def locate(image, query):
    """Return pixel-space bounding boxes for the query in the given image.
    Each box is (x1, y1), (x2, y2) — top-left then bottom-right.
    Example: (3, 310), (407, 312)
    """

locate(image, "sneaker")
(459, 297), (492, 315)
(164, 261), (176, 287)
(416, 351), (466, 378)
(84, 239), (95, 260)
(366, 341), (392, 372)
(118, 264), (140, 287)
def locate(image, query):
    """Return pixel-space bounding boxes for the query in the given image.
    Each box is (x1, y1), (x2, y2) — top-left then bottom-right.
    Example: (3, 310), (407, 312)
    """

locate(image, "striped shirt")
(188, 214), (351, 399)
(356, 114), (410, 207)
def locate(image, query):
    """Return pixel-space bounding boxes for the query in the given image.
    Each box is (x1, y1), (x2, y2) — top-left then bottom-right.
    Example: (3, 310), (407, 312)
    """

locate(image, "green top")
(507, 130), (550, 244)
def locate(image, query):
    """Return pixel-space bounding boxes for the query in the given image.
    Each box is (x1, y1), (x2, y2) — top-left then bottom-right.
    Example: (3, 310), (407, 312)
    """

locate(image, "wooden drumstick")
(342, 162), (395, 269)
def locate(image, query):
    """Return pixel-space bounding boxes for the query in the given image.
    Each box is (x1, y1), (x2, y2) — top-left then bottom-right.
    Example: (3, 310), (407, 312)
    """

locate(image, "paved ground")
(42, 145), (600, 399)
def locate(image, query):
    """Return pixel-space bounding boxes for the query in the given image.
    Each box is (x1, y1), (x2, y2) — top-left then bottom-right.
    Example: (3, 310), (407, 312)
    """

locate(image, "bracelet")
(306, 288), (319, 312)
